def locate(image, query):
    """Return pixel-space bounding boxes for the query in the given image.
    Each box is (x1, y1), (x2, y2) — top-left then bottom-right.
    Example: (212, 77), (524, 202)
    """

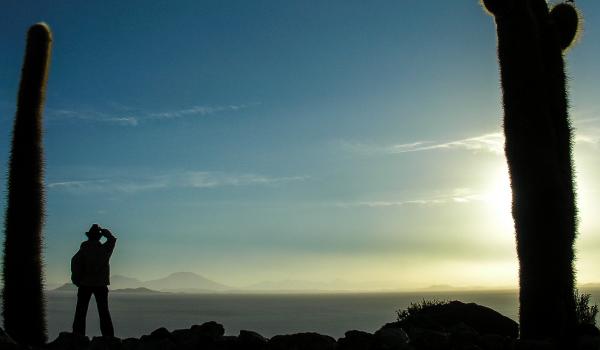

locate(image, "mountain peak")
(105, 271), (232, 292)
(167, 271), (201, 278)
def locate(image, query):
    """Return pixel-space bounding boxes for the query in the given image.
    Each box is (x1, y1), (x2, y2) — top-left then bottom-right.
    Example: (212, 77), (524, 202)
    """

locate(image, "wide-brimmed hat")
(85, 224), (101, 238)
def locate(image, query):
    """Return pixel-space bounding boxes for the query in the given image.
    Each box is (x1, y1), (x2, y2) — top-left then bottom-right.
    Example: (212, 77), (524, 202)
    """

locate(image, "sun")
(483, 165), (515, 232)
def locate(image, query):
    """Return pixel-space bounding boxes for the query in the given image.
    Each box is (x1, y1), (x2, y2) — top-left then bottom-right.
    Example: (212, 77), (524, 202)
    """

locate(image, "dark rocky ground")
(1, 301), (599, 350)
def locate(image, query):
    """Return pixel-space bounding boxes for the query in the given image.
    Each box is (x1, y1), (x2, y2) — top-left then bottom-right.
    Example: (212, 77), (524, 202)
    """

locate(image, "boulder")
(172, 323), (227, 350)
(215, 335), (239, 350)
(139, 332), (178, 350)
(171, 328), (203, 350)
(385, 300), (518, 338)
(513, 339), (556, 350)
(89, 336), (122, 350)
(576, 324), (600, 337)
(45, 332), (90, 350)
(576, 335), (600, 350)
(150, 327), (172, 340)
(191, 321), (225, 339)
(449, 322), (479, 347)
(478, 334), (509, 350)
(238, 330), (268, 350)
(407, 327), (450, 350)
(373, 328), (410, 350)
(268, 332), (337, 350)
(337, 330), (375, 350)
(121, 337), (141, 350)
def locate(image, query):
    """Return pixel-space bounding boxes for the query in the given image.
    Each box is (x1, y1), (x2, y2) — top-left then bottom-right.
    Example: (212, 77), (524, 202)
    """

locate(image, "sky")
(0, 0), (599, 290)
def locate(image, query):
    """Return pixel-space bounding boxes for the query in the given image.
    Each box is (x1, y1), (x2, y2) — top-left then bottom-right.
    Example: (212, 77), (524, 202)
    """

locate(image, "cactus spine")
(481, 0), (580, 339)
(2, 23), (52, 346)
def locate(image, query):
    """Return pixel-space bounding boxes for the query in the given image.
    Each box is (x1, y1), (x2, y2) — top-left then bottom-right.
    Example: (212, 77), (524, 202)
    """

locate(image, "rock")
(337, 330), (375, 350)
(238, 330), (268, 350)
(171, 328), (202, 350)
(173, 323), (232, 349)
(172, 323), (226, 350)
(576, 335), (600, 350)
(407, 327), (450, 350)
(121, 337), (141, 350)
(514, 339), (556, 350)
(577, 324), (600, 337)
(139, 333), (178, 350)
(191, 321), (225, 339)
(89, 336), (122, 350)
(150, 327), (172, 340)
(268, 332), (337, 350)
(373, 328), (410, 350)
(386, 300), (518, 338)
(455, 345), (483, 350)
(215, 335), (239, 350)
(45, 332), (90, 350)
(478, 334), (509, 350)
(449, 322), (479, 347)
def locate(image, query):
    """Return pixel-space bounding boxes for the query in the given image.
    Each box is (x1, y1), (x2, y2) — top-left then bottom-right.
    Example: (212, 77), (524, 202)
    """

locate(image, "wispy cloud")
(48, 171), (307, 195)
(341, 132), (504, 156)
(334, 188), (485, 208)
(343, 122), (600, 157)
(46, 103), (257, 127)
(147, 104), (254, 120)
(573, 113), (600, 146)
(575, 127), (600, 147)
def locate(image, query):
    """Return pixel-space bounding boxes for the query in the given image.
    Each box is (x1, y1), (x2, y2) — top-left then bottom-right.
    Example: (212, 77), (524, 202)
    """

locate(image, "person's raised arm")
(101, 228), (117, 255)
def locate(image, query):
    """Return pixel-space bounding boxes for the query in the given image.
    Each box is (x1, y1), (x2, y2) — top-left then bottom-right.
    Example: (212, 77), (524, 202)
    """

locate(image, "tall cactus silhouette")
(481, 0), (580, 339)
(2, 23), (52, 346)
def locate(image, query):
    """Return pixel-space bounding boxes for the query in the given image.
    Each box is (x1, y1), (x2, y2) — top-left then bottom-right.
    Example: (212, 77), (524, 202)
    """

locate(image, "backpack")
(71, 250), (84, 286)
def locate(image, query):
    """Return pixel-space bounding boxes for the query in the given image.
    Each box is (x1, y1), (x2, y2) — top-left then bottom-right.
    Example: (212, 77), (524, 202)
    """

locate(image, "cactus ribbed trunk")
(482, 0), (580, 339)
(2, 23), (52, 346)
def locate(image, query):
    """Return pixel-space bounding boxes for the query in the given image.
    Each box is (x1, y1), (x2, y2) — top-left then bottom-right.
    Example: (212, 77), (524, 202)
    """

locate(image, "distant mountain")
(111, 287), (165, 294)
(51, 283), (163, 294)
(423, 284), (457, 291)
(53, 283), (78, 292)
(45, 282), (63, 291)
(143, 272), (231, 292)
(110, 275), (144, 289)
(50, 272), (231, 293)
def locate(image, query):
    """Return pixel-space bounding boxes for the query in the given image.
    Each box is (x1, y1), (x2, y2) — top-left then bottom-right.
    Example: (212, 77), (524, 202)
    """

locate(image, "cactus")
(2, 23), (52, 346)
(481, 0), (580, 339)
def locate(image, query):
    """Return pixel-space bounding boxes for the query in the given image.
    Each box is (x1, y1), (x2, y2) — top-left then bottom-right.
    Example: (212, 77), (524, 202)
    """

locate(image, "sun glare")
(484, 166), (515, 232)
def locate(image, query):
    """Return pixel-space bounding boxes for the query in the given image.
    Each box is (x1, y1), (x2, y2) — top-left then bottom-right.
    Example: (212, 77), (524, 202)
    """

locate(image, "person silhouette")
(71, 224), (117, 337)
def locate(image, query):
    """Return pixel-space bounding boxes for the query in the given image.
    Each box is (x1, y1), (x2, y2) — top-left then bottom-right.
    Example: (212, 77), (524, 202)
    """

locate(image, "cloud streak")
(46, 103), (256, 127)
(342, 132), (504, 156)
(343, 123), (600, 157)
(335, 188), (485, 208)
(147, 104), (254, 120)
(48, 171), (307, 195)
(575, 128), (600, 147)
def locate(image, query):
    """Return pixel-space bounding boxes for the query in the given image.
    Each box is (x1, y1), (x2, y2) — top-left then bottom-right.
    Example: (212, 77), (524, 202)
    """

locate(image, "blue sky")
(1, 0), (599, 290)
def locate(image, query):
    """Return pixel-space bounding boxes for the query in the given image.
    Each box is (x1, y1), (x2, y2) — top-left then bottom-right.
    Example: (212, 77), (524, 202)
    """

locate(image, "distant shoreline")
(45, 285), (600, 295)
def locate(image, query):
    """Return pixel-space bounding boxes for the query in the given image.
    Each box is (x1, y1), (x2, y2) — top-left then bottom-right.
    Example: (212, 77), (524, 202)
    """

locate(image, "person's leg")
(93, 286), (114, 337)
(72, 286), (93, 335)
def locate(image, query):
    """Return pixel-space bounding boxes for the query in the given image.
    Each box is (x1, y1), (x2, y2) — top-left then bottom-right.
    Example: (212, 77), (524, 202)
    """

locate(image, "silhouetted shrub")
(389, 300), (519, 338)
(575, 289), (599, 326)
(396, 299), (449, 322)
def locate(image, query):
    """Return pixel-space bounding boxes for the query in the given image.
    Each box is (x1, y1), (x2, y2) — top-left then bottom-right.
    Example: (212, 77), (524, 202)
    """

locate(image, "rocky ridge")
(0, 301), (598, 350)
